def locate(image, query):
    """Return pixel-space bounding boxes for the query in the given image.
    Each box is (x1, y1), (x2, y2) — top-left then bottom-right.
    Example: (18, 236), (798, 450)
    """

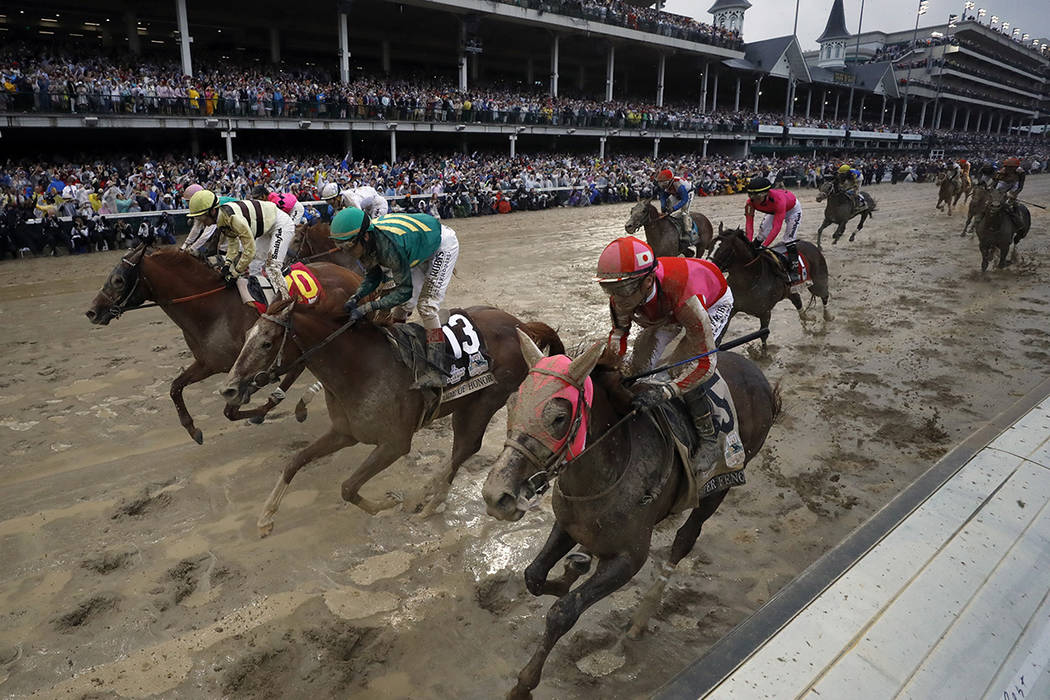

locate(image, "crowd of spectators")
(499, 0), (741, 48)
(2, 144), (1043, 259)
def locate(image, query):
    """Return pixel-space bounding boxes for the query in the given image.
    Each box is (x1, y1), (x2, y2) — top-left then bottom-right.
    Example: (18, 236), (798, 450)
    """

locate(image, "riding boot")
(414, 328), (449, 390)
(683, 388), (717, 446)
(785, 240), (800, 282)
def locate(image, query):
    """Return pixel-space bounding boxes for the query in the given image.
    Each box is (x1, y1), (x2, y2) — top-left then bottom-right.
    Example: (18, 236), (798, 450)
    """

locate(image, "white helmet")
(321, 183), (339, 200)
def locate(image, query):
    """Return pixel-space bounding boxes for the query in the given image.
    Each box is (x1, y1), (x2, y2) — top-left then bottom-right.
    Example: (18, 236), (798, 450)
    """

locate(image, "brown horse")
(85, 245), (360, 443)
(962, 185), (991, 236)
(624, 200), (713, 257)
(288, 221), (364, 272)
(220, 299), (564, 534)
(706, 226), (832, 351)
(976, 190), (1031, 272)
(935, 172), (964, 216)
(482, 334), (779, 699)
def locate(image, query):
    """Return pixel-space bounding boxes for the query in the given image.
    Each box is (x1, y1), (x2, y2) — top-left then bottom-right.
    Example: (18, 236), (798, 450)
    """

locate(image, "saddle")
(762, 245), (810, 288)
(244, 263), (324, 313)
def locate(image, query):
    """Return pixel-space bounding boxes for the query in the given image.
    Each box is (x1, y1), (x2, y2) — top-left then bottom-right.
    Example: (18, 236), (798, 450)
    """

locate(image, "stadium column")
(653, 138), (660, 159)
(949, 104), (957, 130)
(599, 136), (606, 159)
(975, 111), (983, 132)
(124, 11), (140, 55)
(382, 40), (391, 75)
(962, 108), (970, 131)
(834, 91), (840, 120)
(753, 76), (762, 114)
(986, 112), (994, 134)
(805, 88), (811, 119)
(270, 27), (280, 64)
(996, 113), (1003, 135)
(550, 35), (560, 97)
(509, 135), (517, 158)
(734, 75), (741, 111)
(527, 57), (534, 86)
(880, 94), (886, 124)
(919, 101), (927, 129)
(702, 139), (708, 157)
(175, 0), (192, 76)
(338, 11), (350, 84)
(711, 68), (719, 112)
(890, 102), (896, 127)
(390, 131), (397, 163)
(700, 62), (709, 113)
(819, 89), (826, 121)
(656, 53), (665, 108)
(605, 45), (616, 102)
(459, 21), (468, 91)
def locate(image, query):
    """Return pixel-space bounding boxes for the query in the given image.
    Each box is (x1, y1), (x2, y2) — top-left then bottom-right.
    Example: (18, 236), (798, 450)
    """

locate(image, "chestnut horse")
(482, 334), (779, 699)
(288, 221), (365, 272)
(706, 226), (832, 351)
(85, 244), (360, 443)
(934, 171), (964, 216)
(220, 298), (564, 535)
(624, 200), (714, 258)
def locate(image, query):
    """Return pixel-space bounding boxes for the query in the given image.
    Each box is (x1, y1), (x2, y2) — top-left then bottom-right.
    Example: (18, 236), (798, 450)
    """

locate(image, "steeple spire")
(817, 0), (851, 42)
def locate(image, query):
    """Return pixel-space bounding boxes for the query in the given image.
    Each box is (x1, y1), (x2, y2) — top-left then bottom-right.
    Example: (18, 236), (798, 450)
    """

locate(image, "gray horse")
(624, 200), (714, 258)
(815, 179), (876, 248)
(976, 190), (1031, 271)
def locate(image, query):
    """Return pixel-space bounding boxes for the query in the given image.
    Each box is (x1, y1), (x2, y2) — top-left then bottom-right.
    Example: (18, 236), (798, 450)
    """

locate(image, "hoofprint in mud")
(0, 177), (1047, 698)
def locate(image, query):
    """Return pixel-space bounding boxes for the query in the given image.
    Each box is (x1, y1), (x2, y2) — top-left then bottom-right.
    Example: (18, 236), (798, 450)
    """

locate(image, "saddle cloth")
(384, 309), (496, 403)
(649, 371), (747, 514)
(764, 245), (811, 287)
(246, 262), (324, 311)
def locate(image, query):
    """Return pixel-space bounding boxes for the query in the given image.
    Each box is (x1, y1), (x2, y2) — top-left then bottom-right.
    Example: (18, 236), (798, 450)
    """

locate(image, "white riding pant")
(395, 224), (459, 331)
(759, 202), (802, 245)
(368, 197), (389, 218)
(248, 209), (296, 295)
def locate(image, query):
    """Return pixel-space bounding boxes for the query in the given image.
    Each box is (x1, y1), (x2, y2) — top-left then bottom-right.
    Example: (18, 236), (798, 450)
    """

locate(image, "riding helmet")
(593, 236), (657, 282)
(186, 190), (219, 218)
(746, 176), (772, 193)
(329, 206), (371, 242)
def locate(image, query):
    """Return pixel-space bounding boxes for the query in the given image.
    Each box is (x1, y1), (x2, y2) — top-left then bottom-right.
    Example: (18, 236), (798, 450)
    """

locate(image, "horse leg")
(962, 214), (972, 236)
(627, 491), (728, 639)
(816, 220), (830, 249)
(341, 440), (412, 515)
(998, 245), (1011, 269)
(981, 246), (991, 273)
(508, 553), (642, 700)
(790, 292), (809, 326)
(294, 381), (324, 423)
(227, 366), (305, 425)
(832, 222), (845, 244)
(170, 360), (215, 444)
(416, 393), (506, 518)
(849, 215), (866, 242)
(258, 428), (358, 537)
(524, 522), (585, 598)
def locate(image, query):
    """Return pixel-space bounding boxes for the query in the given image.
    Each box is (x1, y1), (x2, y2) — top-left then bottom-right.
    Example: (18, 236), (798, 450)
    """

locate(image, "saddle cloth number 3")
(442, 314), (481, 360)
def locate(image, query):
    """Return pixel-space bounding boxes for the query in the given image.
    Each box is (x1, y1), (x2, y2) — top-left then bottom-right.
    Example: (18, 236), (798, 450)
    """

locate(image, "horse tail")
(520, 322), (565, 356)
(771, 381), (783, 423)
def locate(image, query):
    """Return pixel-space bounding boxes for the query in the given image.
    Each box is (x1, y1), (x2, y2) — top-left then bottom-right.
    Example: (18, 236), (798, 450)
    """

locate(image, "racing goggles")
(599, 275), (646, 297)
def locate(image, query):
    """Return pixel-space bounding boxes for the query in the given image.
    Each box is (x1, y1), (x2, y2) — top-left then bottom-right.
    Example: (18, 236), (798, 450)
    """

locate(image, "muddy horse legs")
(849, 211), (869, 242)
(170, 360), (216, 444)
(257, 426), (359, 537)
(508, 553), (643, 700)
(340, 440), (413, 515)
(627, 490), (728, 639)
(226, 366), (306, 425)
(523, 523), (590, 598)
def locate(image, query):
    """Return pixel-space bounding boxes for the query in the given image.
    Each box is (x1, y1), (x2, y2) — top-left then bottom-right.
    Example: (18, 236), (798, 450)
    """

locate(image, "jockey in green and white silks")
(330, 208), (460, 389)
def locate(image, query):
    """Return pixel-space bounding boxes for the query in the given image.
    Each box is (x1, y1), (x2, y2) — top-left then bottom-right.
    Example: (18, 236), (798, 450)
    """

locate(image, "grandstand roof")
(816, 0), (851, 43)
(808, 62), (900, 98)
(727, 36), (812, 82)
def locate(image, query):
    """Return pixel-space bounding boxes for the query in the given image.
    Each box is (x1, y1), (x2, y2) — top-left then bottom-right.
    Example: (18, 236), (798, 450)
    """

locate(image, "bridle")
(96, 250), (151, 319)
(250, 311), (304, 388)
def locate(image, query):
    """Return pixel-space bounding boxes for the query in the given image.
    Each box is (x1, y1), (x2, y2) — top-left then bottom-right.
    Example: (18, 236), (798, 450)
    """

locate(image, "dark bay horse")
(815, 179), (876, 247)
(624, 200), (714, 257)
(220, 299), (564, 534)
(85, 245), (361, 443)
(934, 172), (964, 216)
(976, 190), (1031, 272)
(706, 226), (832, 351)
(482, 334), (779, 699)
(962, 185), (991, 236)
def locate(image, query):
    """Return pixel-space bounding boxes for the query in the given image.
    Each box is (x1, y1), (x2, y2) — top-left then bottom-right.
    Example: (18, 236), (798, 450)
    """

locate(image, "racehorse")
(976, 190), (1031, 272)
(482, 333), (779, 700)
(934, 171), (964, 216)
(85, 244), (360, 444)
(220, 299), (564, 534)
(624, 200), (714, 257)
(288, 221), (364, 272)
(706, 225), (832, 351)
(815, 178), (876, 247)
(961, 185), (991, 236)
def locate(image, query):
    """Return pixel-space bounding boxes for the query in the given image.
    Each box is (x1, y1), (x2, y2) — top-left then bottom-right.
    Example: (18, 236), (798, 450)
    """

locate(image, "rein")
(101, 250), (228, 318)
(255, 312), (358, 385)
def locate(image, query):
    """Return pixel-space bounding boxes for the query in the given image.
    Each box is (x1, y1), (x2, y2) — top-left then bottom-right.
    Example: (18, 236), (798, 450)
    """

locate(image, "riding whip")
(1017, 199), (1046, 210)
(624, 328), (770, 384)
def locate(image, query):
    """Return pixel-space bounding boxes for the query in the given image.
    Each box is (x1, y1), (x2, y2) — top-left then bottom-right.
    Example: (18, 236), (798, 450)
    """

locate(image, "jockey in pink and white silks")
(744, 177), (802, 279)
(594, 236), (743, 469)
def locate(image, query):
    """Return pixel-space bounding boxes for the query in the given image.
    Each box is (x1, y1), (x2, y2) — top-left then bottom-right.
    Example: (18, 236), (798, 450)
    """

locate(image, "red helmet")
(656, 169), (674, 183)
(958, 159), (967, 165)
(594, 236), (657, 282)
(1003, 157), (1021, 167)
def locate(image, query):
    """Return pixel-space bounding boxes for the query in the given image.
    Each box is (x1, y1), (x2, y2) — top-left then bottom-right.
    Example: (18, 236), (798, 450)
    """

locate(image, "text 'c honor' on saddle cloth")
(384, 309), (496, 402)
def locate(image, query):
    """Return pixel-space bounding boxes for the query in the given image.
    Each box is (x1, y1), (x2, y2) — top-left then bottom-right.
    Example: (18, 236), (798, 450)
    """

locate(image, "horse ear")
(516, 328), (545, 368)
(566, 341), (604, 385)
(718, 221), (724, 235)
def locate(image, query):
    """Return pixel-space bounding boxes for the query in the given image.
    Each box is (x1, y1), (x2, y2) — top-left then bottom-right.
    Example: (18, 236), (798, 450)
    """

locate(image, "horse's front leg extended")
(816, 219), (830, 249)
(508, 554), (642, 700)
(170, 360), (216, 445)
(341, 440), (412, 515)
(228, 365), (306, 424)
(832, 222), (846, 243)
(524, 522), (582, 597)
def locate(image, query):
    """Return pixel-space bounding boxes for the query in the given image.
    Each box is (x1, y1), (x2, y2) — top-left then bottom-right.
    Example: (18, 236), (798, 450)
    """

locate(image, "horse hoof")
(258, 520), (275, 538)
(626, 624), (646, 641)
(247, 415), (265, 425)
(191, 428), (204, 445)
(294, 403), (308, 423)
(824, 312), (836, 322)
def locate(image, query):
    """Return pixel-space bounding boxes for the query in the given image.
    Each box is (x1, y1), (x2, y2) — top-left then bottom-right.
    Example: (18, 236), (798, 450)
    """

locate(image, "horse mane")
(591, 348), (635, 416)
(719, 226), (747, 240)
(148, 247), (222, 278)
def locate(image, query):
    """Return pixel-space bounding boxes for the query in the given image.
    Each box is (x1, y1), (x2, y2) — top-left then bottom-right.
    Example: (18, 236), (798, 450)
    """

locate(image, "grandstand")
(3, 0), (1045, 161)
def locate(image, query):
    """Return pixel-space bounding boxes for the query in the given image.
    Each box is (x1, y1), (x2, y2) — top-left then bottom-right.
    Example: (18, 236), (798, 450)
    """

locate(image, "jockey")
(181, 188), (238, 254)
(329, 208), (460, 389)
(655, 168), (694, 252)
(992, 157), (1026, 227)
(268, 192), (306, 225)
(743, 176), (802, 280)
(975, 162), (997, 189)
(957, 159), (971, 189)
(595, 236), (741, 466)
(186, 190), (296, 307)
(321, 182), (390, 219)
(836, 164), (864, 210)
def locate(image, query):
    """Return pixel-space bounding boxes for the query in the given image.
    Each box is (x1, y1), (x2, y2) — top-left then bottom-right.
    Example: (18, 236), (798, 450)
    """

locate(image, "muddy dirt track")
(1, 177), (1048, 700)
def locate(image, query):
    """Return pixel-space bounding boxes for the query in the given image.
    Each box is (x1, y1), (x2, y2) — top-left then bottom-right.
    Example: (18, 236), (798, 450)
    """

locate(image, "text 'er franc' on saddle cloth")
(384, 309), (496, 402)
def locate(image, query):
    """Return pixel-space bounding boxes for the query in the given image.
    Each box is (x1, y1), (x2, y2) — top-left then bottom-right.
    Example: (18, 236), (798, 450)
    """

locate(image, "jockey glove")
(220, 264), (236, 288)
(751, 238), (765, 251)
(631, 381), (677, 412)
(343, 300), (366, 325)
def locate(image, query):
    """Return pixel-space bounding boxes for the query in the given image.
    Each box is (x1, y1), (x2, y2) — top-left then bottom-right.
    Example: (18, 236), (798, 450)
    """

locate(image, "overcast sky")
(662, 0), (1050, 51)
